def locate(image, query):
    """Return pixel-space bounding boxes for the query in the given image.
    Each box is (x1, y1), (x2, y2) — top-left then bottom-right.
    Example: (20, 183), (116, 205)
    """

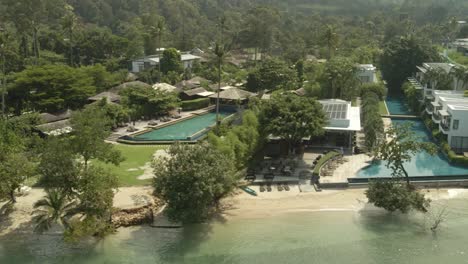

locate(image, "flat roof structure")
(318, 99), (361, 132)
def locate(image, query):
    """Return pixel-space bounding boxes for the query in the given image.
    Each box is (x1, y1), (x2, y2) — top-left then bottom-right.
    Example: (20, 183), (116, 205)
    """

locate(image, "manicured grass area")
(448, 51), (468, 67)
(96, 144), (167, 187)
(379, 101), (389, 115)
(313, 151), (340, 175)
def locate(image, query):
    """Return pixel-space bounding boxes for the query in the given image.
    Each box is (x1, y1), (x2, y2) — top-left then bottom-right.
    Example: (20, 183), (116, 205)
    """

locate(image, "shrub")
(313, 151), (340, 176)
(360, 82), (386, 100)
(181, 98), (210, 111)
(366, 180), (430, 213)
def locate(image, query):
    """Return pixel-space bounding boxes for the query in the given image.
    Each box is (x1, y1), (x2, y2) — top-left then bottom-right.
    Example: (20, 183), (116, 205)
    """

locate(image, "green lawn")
(379, 101), (389, 115)
(448, 51), (468, 67)
(96, 144), (167, 187)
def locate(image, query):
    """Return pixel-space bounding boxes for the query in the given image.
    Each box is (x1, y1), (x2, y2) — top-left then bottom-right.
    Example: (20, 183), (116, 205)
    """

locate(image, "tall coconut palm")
(32, 189), (77, 233)
(214, 43), (227, 132)
(61, 5), (77, 66)
(322, 25), (339, 59)
(214, 15), (228, 133)
(451, 66), (468, 91)
(155, 19), (165, 82)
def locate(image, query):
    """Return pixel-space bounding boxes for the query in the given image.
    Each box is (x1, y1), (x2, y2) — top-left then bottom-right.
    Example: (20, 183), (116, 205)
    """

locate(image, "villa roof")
(293, 88), (306, 96)
(424, 63), (455, 74)
(319, 100), (349, 120)
(209, 88), (255, 101)
(439, 109), (450, 116)
(138, 54), (201, 64)
(358, 64), (376, 71)
(197, 91), (215, 97)
(183, 87), (208, 96)
(318, 99), (361, 131)
(110, 81), (151, 92)
(88, 91), (121, 102)
(175, 77), (209, 90)
(152, 83), (180, 93)
(39, 109), (72, 124)
(36, 119), (72, 135)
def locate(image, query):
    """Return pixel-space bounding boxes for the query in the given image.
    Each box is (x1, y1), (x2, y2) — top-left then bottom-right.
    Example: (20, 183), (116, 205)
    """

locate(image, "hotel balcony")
(407, 77), (425, 102)
(439, 110), (451, 134)
(432, 111), (441, 123)
(440, 123), (450, 134)
(425, 104), (434, 115)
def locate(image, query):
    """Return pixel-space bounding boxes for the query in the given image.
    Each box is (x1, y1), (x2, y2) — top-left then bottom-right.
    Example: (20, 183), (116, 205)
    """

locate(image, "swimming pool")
(126, 111), (234, 142)
(357, 118), (468, 178)
(385, 96), (412, 115)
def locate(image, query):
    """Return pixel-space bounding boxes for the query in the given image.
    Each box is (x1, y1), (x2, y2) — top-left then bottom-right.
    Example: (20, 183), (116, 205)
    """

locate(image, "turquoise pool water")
(132, 111), (232, 141)
(357, 119), (468, 178)
(385, 96), (412, 115)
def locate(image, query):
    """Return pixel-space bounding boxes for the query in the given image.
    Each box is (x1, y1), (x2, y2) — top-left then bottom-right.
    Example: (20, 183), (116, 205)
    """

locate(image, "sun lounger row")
(259, 183), (291, 192)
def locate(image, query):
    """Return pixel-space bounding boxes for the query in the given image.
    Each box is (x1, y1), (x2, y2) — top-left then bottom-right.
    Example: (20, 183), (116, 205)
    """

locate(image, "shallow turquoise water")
(357, 119), (468, 177)
(133, 111), (231, 141)
(385, 97), (412, 115)
(3, 199), (468, 264)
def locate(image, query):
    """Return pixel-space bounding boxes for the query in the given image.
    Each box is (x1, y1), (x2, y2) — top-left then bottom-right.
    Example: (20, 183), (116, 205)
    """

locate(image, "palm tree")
(155, 19), (165, 83)
(32, 189), (77, 233)
(61, 6), (77, 66)
(214, 43), (227, 132)
(323, 25), (339, 59)
(451, 66), (468, 90)
(214, 15), (228, 133)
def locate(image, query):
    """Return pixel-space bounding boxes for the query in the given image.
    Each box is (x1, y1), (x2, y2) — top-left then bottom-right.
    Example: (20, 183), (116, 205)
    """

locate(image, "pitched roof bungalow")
(208, 87), (255, 104)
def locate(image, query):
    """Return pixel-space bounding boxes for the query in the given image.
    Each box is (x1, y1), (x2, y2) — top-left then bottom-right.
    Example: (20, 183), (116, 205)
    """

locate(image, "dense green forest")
(0, 0), (467, 114)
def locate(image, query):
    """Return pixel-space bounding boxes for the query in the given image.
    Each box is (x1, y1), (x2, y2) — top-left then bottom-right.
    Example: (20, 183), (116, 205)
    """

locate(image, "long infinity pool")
(358, 118), (468, 178)
(131, 111), (232, 141)
(385, 96), (413, 115)
(359, 96), (468, 178)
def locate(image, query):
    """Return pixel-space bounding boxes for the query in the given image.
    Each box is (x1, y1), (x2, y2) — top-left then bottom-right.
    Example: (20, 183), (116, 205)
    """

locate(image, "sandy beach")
(220, 186), (468, 220)
(0, 187), (155, 236)
(2, 186), (468, 236)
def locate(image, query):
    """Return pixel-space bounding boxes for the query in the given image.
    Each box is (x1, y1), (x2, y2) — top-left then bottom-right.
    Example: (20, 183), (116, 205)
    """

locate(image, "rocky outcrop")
(112, 199), (164, 228)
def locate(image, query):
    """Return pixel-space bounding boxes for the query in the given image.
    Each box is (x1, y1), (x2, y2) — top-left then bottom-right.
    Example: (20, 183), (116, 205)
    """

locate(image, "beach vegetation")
(373, 123), (437, 184)
(367, 124), (437, 213)
(153, 143), (238, 223)
(32, 189), (77, 233)
(208, 110), (264, 169)
(366, 180), (430, 213)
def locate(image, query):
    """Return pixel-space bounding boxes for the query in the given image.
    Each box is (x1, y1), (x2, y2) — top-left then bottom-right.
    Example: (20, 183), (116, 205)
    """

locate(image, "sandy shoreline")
(2, 186), (468, 236)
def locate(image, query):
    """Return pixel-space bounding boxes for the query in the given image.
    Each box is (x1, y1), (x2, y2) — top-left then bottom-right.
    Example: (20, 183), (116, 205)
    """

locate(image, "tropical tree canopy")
(153, 143), (238, 223)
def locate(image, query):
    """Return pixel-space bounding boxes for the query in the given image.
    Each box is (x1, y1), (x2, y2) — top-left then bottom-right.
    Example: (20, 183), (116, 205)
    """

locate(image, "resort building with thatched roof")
(209, 87), (255, 104)
(152, 83), (181, 94)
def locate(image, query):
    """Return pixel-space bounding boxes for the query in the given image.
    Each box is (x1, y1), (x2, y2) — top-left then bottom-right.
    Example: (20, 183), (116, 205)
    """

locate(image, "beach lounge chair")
(277, 184), (283, 191)
(283, 183), (290, 191)
(267, 184), (272, 192)
(260, 185), (265, 192)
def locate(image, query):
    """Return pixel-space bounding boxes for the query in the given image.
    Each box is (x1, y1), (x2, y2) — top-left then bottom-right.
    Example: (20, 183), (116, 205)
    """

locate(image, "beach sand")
(2, 186), (468, 236)
(220, 187), (468, 220)
(0, 187), (155, 236)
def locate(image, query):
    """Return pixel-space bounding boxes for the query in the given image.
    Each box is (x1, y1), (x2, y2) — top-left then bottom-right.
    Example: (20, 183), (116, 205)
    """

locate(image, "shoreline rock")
(111, 198), (164, 228)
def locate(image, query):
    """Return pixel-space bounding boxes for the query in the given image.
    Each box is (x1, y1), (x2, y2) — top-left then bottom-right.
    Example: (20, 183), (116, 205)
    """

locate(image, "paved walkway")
(320, 154), (373, 184)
